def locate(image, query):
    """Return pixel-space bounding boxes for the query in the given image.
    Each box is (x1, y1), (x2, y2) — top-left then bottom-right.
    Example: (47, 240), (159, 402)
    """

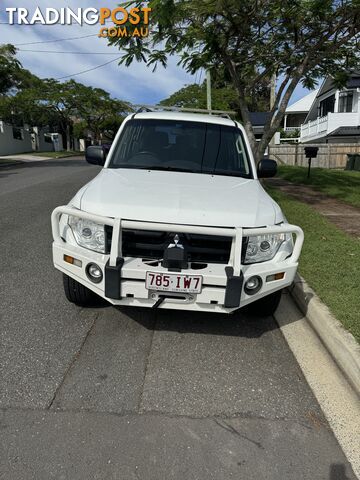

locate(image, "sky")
(0, 0), (312, 107)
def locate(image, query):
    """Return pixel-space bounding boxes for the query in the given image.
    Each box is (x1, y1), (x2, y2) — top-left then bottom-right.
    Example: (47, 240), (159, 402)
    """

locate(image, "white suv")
(51, 111), (303, 315)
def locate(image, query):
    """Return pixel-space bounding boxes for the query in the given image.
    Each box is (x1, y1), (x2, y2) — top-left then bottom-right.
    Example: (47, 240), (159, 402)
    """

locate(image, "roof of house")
(305, 71), (360, 123)
(286, 90), (319, 113)
(328, 126), (360, 137)
(347, 74), (360, 89)
(249, 112), (272, 126)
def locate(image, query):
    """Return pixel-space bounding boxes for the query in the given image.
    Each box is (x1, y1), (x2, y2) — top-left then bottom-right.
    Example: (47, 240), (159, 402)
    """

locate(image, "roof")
(328, 126), (360, 137)
(249, 112), (272, 126)
(286, 90), (319, 113)
(347, 74), (360, 88)
(133, 111), (236, 127)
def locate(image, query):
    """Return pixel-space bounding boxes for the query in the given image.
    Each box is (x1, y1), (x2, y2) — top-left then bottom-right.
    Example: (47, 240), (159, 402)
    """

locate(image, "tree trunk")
(223, 57), (262, 164)
(223, 51), (311, 166)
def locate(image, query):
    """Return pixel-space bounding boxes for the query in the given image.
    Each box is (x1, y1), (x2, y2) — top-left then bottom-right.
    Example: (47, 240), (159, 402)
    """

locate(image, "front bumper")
(51, 206), (304, 313)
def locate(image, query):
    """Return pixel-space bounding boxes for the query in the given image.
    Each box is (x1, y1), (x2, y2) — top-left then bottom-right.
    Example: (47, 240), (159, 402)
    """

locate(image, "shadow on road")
(114, 300), (285, 339)
(330, 463), (352, 480)
(89, 286), (308, 339)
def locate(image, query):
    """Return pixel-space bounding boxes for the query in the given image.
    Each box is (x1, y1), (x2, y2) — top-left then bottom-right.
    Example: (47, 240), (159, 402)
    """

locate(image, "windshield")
(108, 119), (253, 178)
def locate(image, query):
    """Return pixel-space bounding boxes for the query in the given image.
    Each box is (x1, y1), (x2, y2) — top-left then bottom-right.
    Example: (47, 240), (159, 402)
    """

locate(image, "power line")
(18, 49), (120, 55)
(54, 56), (121, 80)
(0, 18), (114, 27)
(14, 33), (99, 46)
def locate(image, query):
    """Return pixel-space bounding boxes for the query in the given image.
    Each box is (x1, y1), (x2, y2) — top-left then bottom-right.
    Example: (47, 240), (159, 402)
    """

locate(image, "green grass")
(36, 150), (82, 158)
(277, 165), (360, 208)
(268, 186), (360, 342)
(0, 158), (23, 166)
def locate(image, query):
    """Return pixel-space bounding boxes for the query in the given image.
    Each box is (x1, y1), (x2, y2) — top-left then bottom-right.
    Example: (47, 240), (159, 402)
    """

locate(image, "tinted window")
(319, 95), (335, 117)
(338, 91), (354, 113)
(109, 119), (252, 178)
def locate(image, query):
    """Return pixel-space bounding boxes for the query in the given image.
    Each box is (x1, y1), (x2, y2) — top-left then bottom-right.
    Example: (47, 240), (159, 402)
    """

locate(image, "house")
(0, 121), (63, 156)
(0, 121), (32, 155)
(250, 93), (317, 144)
(282, 89), (319, 133)
(249, 112), (272, 140)
(300, 72), (360, 143)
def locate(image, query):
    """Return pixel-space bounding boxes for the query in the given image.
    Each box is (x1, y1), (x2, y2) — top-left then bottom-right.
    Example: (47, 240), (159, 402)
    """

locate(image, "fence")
(0, 122), (32, 156)
(268, 143), (360, 169)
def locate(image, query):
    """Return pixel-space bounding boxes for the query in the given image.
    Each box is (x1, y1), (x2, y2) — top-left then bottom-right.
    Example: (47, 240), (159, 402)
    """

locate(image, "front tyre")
(63, 274), (100, 307)
(244, 289), (283, 317)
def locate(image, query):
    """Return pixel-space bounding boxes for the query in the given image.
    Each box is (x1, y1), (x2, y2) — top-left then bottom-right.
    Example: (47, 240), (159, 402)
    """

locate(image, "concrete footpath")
(267, 177), (360, 238)
(275, 291), (360, 478)
(0, 153), (53, 163)
(0, 152), (83, 166)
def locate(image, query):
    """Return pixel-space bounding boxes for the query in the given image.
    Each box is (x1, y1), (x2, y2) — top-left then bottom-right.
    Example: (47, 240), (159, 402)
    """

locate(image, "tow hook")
(152, 296), (165, 309)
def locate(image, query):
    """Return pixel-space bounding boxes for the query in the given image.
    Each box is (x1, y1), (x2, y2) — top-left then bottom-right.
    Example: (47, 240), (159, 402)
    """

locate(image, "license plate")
(145, 272), (203, 294)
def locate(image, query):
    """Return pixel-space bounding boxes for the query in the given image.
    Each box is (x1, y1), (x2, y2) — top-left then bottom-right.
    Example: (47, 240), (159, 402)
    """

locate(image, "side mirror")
(257, 159), (277, 178)
(85, 146), (106, 166)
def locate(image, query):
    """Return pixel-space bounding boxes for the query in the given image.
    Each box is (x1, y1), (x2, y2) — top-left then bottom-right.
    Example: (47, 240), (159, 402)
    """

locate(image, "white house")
(0, 121), (63, 156)
(0, 122), (32, 155)
(300, 72), (360, 143)
(283, 89), (319, 133)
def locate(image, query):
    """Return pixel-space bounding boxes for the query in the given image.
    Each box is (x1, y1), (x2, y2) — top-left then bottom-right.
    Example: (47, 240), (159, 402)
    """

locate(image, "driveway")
(0, 158), (356, 479)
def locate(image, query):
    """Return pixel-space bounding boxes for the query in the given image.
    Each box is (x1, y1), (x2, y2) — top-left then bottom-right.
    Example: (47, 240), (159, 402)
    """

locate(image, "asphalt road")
(0, 158), (356, 480)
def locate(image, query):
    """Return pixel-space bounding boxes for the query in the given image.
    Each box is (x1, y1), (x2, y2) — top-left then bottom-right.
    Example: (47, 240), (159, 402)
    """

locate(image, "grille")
(120, 229), (233, 264)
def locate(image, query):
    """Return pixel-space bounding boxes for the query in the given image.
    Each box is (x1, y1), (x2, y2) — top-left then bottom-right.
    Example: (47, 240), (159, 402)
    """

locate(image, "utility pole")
(206, 70), (212, 112)
(269, 73), (276, 146)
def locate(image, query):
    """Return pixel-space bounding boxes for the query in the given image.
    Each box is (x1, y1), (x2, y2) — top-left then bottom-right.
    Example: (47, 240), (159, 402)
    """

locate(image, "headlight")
(244, 233), (291, 264)
(68, 216), (106, 253)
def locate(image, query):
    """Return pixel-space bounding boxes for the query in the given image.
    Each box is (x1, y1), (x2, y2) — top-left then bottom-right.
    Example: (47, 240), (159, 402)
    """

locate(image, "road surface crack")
(46, 311), (98, 410)
(137, 311), (157, 414)
(214, 419), (264, 449)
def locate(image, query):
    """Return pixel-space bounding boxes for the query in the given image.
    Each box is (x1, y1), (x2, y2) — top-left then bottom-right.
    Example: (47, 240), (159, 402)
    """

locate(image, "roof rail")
(134, 104), (237, 119)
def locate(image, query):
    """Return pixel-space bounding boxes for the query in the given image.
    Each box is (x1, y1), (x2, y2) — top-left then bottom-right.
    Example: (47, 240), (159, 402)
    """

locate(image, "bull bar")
(51, 206), (304, 312)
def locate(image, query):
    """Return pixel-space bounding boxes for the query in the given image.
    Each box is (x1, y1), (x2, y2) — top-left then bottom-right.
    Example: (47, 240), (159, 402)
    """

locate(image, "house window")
(338, 91), (353, 113)
(12, 127), (24, 140)
(319, 94), (335, 117)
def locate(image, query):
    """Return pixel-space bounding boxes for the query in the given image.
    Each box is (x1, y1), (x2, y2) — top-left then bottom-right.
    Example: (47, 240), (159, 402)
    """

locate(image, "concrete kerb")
(285, 273), (360, 397)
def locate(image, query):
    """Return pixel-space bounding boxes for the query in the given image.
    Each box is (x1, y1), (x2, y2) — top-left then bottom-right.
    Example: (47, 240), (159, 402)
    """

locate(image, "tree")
(160, 82), (239, 111)
(108, 0), (360, 163)
(6, 79), (129, 150)
(0, 44), (39, 96)
(0, 45), (130, 149)
(0, 44), (22, 96)
(68, 84), (130, 142)
(160, 78), (270, 113)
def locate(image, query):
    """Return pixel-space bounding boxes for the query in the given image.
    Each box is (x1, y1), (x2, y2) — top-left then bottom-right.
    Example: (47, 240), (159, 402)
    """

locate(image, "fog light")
(86, 263), (103, 283)
(244, 275), (262, 295)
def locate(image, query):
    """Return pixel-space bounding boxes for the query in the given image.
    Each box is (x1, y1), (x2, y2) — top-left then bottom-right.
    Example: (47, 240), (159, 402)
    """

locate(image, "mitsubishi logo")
(169, 233), (184, 249)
